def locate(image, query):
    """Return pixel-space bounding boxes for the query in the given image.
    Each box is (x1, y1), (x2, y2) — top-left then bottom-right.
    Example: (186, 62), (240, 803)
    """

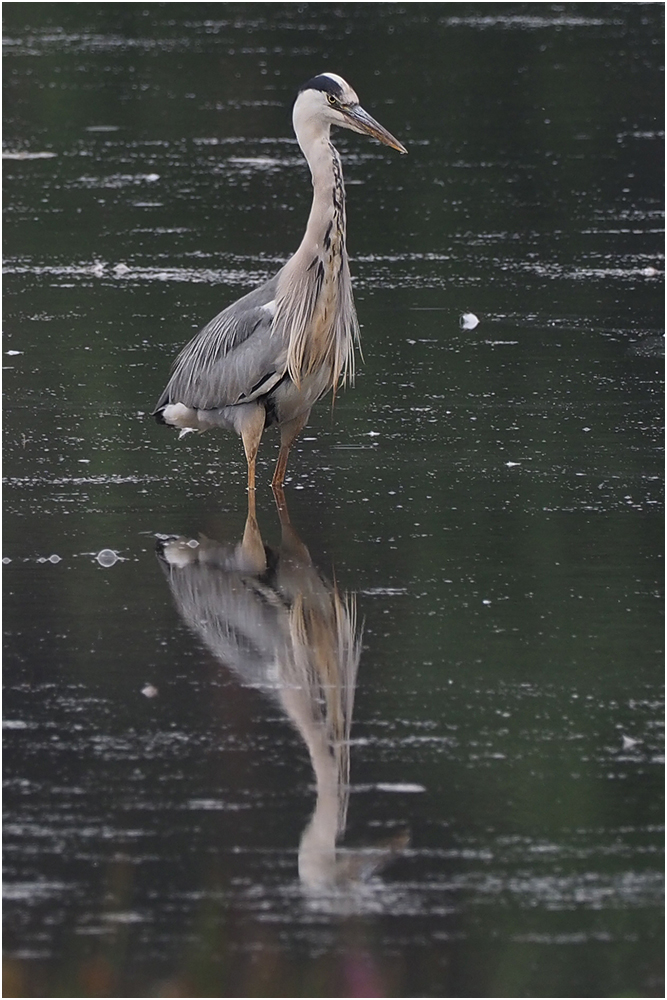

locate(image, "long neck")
(276, 120), (359, 389)
(299, 131), (346, 257)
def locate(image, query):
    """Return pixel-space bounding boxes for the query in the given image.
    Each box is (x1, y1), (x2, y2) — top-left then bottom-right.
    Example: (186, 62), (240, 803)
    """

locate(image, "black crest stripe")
(298, 74), (344, 98)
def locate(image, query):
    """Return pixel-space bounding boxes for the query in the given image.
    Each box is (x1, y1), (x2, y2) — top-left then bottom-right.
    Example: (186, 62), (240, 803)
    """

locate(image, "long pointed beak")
(341, 104), (408, 154)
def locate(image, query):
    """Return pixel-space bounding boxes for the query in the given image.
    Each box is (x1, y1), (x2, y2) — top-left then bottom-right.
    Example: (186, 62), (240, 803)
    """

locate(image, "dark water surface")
(3, 4), (664, 997)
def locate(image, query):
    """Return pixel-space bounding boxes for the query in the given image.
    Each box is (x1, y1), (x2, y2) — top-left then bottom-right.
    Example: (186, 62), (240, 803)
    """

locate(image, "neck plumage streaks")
(276, 136), (359, 392)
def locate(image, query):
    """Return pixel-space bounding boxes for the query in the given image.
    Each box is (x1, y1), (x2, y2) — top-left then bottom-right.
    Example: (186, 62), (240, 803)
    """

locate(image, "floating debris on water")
(460, 312), (480, 330)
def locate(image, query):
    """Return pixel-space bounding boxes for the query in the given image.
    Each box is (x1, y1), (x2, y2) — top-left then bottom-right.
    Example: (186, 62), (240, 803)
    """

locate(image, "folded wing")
(154, 274), (287, 413)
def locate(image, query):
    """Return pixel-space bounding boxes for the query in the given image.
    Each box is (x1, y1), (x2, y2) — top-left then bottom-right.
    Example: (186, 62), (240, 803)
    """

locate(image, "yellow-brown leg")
(272, 411), (309, 488)
(271, 446), (290, 491)
(240, 406), (266, 494)
(246, 481), (257, 521)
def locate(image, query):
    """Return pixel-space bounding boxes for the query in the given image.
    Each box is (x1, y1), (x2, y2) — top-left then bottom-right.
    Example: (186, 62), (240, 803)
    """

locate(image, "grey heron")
(154, 72), (406, 491)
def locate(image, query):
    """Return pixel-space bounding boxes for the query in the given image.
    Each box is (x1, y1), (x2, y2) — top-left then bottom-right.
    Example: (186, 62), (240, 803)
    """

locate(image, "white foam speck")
(375, 782), (426, 793)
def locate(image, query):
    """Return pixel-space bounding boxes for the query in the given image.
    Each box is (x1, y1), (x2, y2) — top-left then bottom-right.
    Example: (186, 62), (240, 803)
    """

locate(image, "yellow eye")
(326, 93), (338, 106)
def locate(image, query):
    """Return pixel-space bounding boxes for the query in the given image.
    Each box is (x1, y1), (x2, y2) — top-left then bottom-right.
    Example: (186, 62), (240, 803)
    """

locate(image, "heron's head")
(293, 72), (407, 154)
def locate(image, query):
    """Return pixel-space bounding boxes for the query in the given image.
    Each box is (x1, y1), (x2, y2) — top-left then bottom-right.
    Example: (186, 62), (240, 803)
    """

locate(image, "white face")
(293, 73), (360, 133)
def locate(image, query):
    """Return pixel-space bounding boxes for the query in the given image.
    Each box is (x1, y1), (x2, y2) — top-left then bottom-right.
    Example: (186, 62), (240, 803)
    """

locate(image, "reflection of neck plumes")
(279, 590), (359, 890)
(288, 590), (359, 835)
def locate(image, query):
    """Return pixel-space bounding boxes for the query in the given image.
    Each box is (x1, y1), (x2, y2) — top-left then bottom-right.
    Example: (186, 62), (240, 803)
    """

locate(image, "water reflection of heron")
(157, 498), (407, 890)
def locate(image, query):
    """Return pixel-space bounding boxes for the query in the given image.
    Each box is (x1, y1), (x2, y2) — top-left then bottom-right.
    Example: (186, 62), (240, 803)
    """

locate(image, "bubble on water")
(141, 684), (159, 698)
(3, 557), (11, 564)
(96, 549), (118, 567)
(48, 554), (61, 564)
(460, 312), (480, 330)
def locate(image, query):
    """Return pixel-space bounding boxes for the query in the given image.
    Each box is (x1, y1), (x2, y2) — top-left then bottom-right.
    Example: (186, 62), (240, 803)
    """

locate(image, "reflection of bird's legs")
(272, 482), (312, 565)
(272, 411), (310, 489)
(241, 499), (267, 572)
(272, 482), (287, 516)
(240, 405), (266, 495)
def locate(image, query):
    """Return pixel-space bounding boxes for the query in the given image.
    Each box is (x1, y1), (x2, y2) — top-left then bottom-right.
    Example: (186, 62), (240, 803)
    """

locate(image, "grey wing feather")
(154, 274), (286, 412)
